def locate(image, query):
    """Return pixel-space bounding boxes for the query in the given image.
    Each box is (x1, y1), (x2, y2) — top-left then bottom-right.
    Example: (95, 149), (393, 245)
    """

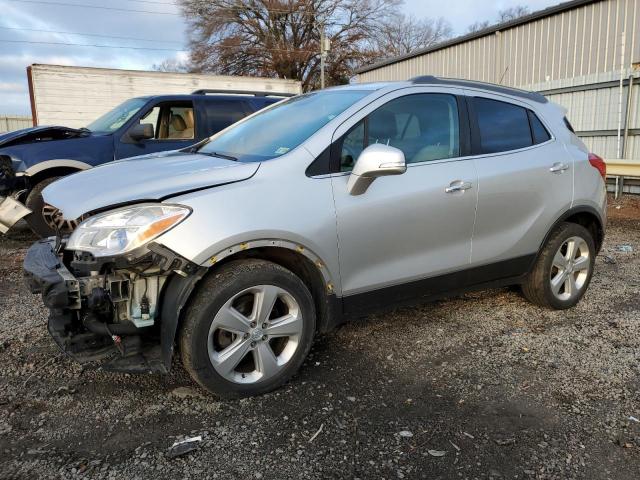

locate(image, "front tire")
(25, 177), (78, 237)
(522, 222), (595, 309)
(180, 259), (316, 398)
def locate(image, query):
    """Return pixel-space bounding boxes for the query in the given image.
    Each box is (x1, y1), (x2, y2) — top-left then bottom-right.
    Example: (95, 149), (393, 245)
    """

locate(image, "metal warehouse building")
(356, 0), (639, 190)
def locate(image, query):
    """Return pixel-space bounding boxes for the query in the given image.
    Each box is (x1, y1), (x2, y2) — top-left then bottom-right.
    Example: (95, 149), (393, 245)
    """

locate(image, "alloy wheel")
(207, 285), (304, 384)
(42, 204), (79, 234)
(549, 236), (591, 302)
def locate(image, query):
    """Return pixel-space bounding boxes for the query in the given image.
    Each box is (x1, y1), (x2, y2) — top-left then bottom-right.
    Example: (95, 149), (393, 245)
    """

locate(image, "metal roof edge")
(355, 0), (601, 74)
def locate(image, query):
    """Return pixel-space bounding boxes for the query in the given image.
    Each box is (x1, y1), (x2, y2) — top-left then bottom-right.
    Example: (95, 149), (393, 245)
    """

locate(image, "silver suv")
(22, 77), (607, 397)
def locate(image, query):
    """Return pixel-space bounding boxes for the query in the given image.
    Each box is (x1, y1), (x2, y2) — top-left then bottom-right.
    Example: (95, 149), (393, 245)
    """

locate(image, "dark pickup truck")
(0, 90), (291, 236)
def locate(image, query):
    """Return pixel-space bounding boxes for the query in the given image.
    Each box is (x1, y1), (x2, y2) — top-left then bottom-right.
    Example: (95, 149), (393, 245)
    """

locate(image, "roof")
(356, 0), (601, 74)
(410, 76), (548, 103)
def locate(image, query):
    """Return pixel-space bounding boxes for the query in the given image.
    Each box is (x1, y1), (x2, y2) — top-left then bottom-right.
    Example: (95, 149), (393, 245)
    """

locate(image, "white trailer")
(27, 64), (302, 128)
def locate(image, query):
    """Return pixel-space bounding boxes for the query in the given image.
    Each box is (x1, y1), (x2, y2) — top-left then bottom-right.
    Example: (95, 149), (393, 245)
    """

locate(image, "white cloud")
(0, 81), (25, 92)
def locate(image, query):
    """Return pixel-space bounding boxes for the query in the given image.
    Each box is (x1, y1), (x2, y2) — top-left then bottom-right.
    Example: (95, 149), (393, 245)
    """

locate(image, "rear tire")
(522, 222), (595, 309)
(180, 259), (316, 398)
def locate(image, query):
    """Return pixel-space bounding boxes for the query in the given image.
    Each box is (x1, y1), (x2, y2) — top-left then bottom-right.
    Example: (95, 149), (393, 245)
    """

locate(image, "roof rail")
(191, 89), (295, 97)
(410, 76), (548, 104)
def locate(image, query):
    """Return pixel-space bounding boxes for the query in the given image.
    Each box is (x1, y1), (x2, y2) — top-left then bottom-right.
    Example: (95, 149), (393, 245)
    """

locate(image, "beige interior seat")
(168, 111), (195, 139)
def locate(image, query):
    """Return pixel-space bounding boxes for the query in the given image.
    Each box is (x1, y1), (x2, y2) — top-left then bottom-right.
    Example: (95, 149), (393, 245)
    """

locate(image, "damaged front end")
(0, 156), (31, 233)
(24, 236), (204, 374)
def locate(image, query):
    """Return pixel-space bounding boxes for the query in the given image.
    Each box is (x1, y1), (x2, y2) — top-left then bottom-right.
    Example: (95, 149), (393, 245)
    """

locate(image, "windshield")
(86, 98), (148, 133)
(198, 90), (369, 162)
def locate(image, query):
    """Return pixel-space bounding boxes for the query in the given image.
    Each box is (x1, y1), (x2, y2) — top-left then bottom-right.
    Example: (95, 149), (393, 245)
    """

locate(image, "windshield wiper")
(200, 151), (238, 161)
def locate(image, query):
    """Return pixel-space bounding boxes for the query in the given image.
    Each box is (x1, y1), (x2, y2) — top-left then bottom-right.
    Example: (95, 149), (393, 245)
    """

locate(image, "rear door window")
(204, 99), (251, 134)
(473, 97), (533, 154)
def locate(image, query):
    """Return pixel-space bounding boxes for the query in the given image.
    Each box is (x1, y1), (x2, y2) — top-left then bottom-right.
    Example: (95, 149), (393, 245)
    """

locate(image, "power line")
(7, 0), (181, 15)
(0, 26), (183, 44)
(122, 0), (176, 5)
(0, 38), (318, 54)
(8, 0), (325, 17)
(0, 39), (186, 51)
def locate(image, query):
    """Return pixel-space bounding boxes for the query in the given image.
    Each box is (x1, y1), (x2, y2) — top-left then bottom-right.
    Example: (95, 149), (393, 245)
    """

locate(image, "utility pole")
(320, 28), (330, 89)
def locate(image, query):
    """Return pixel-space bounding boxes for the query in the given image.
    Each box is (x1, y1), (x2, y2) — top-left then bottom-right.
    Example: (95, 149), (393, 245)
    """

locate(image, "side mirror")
(347, 144), (406, 195)
(128, 123), (154, 142)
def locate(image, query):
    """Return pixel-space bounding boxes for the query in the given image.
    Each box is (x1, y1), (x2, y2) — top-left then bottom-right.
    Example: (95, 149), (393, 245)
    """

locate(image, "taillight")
(588, 153), (606, 179)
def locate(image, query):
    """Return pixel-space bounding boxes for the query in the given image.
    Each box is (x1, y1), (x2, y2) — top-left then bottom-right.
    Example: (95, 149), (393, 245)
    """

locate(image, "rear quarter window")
(528, 110), (551, 144)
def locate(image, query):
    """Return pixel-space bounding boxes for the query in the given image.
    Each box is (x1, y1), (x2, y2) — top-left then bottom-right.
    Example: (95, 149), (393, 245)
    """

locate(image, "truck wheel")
(521, 222), (596, 309)
(180, 259), (316, 398)
(25, 177), (76, 237)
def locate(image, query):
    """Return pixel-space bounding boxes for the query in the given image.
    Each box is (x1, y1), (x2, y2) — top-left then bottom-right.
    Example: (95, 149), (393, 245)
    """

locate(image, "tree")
(497, 5), (530, 23)
(152, 58), (189, 73)
(466, 5), (530, 33)
(373, 14), (452, 57)
(178, 0), (403, 89)
(466, 20), (491, 34)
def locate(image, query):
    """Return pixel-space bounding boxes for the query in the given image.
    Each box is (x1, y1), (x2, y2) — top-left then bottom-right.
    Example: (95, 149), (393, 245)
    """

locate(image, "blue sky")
(0, 0), (561, 116)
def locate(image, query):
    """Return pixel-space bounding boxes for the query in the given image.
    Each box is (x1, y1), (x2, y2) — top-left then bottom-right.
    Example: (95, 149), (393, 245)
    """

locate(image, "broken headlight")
(66, 204), (190, 257)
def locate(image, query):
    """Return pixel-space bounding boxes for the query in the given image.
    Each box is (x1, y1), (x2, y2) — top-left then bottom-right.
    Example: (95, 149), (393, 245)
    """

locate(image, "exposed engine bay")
(24, 238), (204, 373)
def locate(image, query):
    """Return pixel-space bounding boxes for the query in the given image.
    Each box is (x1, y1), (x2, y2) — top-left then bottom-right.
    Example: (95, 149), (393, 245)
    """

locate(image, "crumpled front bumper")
(23, 240), (167, 373)
(24, 239), (78, 307)
(0, 196), (31, 234)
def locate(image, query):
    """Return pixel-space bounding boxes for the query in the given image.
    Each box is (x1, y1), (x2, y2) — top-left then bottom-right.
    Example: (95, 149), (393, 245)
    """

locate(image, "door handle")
(549, 162), (569, 173)
(445, 180), (473, 193)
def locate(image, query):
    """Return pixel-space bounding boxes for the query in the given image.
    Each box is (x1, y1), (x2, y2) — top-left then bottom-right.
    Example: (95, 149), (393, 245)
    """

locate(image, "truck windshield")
(198, 90), (369, 162)
(86, 98), (148, 133)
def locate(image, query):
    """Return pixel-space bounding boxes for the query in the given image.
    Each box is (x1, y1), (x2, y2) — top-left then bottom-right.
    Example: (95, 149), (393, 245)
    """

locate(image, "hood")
(42, 151), (260, 220)
(0, 125), (91, 148)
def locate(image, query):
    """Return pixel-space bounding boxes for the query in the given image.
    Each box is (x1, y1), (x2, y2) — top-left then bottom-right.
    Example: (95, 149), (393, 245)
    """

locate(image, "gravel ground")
(0, 197), (639, 480)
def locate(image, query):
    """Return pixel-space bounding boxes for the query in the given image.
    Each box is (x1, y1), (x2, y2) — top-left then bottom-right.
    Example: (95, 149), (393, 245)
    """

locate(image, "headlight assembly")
(66, 204), (190, 257)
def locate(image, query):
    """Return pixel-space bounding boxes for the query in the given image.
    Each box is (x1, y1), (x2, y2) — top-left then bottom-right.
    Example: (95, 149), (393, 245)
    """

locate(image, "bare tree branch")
(178, 0), (403, 89)
(466, 5), (530, 33)
(373, 14), (452, 58)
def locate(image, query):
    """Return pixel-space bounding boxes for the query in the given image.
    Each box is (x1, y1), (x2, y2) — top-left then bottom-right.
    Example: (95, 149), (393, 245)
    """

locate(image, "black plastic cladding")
(410, 76), (548, 104)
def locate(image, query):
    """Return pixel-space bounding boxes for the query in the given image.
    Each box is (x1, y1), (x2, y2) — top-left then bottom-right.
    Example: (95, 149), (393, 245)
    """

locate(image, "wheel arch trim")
(537, 205), (605, 259)
(24, 159), (92, 177)
(205, 238), (336, 293)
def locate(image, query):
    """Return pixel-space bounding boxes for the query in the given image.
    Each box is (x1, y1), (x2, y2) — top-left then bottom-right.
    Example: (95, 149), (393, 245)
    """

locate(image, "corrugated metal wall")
(536, 71), (640, 160)
(29, 64), (302, 128)
(0, 116), (33, 133)
(357, 0), (639, 86)
(356, 0), (640, 164)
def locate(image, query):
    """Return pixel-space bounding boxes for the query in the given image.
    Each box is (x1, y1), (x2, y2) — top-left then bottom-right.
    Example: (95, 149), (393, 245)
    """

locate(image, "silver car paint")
(326, 85), (479, 295)
(43, 151), (260, 219)
(42, 81), (607, 299)
(157, 148), (345, 293)
(462, 89), (574, 266)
